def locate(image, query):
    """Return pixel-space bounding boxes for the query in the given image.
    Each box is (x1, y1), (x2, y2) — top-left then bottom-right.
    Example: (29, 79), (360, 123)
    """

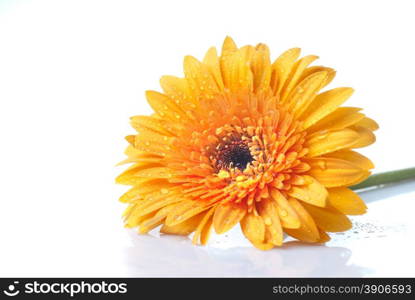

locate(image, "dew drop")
(280, 210), (288, 217)
(161, 188), (169, 194)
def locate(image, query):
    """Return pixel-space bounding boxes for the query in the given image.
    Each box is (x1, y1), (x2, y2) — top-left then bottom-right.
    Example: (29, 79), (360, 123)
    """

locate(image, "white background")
(0, 0), (414, 277)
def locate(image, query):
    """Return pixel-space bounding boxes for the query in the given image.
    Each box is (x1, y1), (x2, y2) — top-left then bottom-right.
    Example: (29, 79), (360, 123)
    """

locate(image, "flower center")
(215, 140), (254, 171)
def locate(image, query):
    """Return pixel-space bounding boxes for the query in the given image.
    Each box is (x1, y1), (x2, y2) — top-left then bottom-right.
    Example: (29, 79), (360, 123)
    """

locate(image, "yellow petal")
(317, 228), (331, 243)
(192, 207), (215, 245)
(306, 128), (360, 157)
(161, 212), (204, 235)
(130, 115), (174, 136)
(251, 44), (271, 92)
(134, 167), (174, 179)
(355, 117), (379, 131)
(298, 66), (336, 89)
(302, 203), (352, 232)
(165, 200), (214, 226)
(251, 241), (275, 250)
(159, 76), (196, 111)
(116, 163), (163, 185)
(271, 48), (301, 94)
(325, 150), (374, 170)
(307, 107), (364, 133)
(213, 202), (246, 234)
(134, 194), (183, 218)
(240, 213), (265, 244)
(184, 55), (220, 98)
(220, 49), (253, 92)
(288, 175), (328, 207)
(284, 198), (320, 242)
(280, 55), (319, 102)
(203, 47), (224, 90)
(302, 87), (354, 129)
(221, 36), (238, 57)
(351, 126), (376, 148)
(258, 199), (283, 246)
(307, 157), (368, 187)
(328, 187), (367, 215)
(288, 71), (329, 118)
(139, 204), (176, 233)
(270, 188), (301, 229)
(146, 90), (189, 121)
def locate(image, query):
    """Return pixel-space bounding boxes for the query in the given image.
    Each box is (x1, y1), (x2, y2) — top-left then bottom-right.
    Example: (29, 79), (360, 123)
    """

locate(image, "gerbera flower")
(117, 37), (378, 250)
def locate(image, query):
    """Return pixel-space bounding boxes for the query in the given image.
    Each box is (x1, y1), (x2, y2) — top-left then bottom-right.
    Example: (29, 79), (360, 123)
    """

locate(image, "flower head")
(117, 37), (378, 250)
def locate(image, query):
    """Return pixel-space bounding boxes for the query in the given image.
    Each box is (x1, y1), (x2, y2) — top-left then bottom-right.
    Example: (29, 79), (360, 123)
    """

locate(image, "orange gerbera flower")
(117, 37), (378, 250)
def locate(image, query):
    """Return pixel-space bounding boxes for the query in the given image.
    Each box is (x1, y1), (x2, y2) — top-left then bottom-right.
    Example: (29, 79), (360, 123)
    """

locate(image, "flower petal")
(281, 55), (319, 102)
(307, 157), (368, 187)
(284, 198), (320, 242)
(213, 202), (246, 234)
(184, 55), (220, 98)
(351, 126), (376, 148)
(328, 187), (367, 215)
(288, 71), (329, 118)
(302, 87), (354, 129)
(271, 48), (301, 94)
(240, 213), (265, 244)
(288, 175), (328, 207)
(307, 107), (364, 133)
(203, 47), (224, 90)
(192, 207), (215, 245)
(325, 150), (374, 170)
(270, 188), (301, 229)
(258, 199), (284, 246)
(306, 128), (360, 157)
(161, 212), (204, 235)
(165, 200), (215, 226)
(302, 203), (352, 232)
(146, 90), (190, 122)
(354, 117), (379, 131)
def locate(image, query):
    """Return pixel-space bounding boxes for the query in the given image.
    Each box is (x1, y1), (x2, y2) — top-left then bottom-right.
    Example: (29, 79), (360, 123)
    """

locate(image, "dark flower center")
(216, 141), (254, 171)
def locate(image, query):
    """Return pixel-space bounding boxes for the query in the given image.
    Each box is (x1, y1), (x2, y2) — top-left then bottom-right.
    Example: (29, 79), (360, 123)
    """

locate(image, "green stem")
(350, 167), (415, 190)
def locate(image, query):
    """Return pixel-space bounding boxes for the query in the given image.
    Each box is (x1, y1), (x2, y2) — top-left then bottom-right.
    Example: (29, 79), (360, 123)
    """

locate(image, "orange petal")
(161, 212), (204, 235)
(325, 150), (374, 170)
(184, 55), (220, 98)
(271, 48), (301, 94)
(288, 175), (328, 207)
(351, 126), (376, 148)
(258, 199), (284, 246)
(203, 47), (224, 90)
(165, 200), (214, 226)
(307, 107), (364, 133)
(288, 71), (329, 118)
(240, 213), (265, 244)
(280, 55), (319, 102)
(213, 202), (246, 234)
(146, 90), (189, 122)
(355, 117), (379, 131)
(307, 157), (368, 187)
(270, 188), (301, 229)
(306, 128), (360, 157)
(159, 76), (196, 111)
(302, 203), (352, 232)
(328, 187), (367, 215)
(139, 204), (177, 233)
(192, 207), (216, 245)
(251, 44), (271, 92)
(284, 198), (320, 242)
(302, 87), (354, 129)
